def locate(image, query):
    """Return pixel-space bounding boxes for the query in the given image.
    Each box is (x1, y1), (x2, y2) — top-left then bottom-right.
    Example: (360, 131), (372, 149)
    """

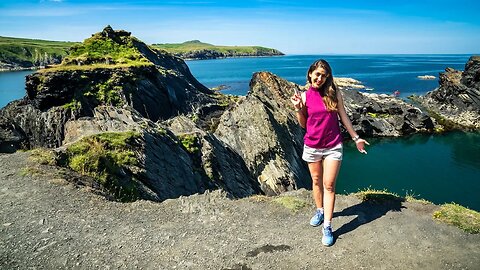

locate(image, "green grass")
(1, 35), (282, 69)
(433, 203), (480, 234)
(405, 190), (432, 204)
(367, 112), (391, 118)
(152, 40), (283, 57)
(40, 62), (152, 72)
(60, 32), (151, 68)
(272, 196), (308, 212)
(65, 131), (140, 202)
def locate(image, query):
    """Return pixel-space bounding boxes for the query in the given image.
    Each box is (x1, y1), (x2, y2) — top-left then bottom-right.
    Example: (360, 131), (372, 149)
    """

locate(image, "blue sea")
(1, 55), (479, 211)
(187, 54), (470, 97)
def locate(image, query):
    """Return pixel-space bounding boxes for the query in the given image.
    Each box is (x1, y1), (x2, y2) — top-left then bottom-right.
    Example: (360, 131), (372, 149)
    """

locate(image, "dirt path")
(1, 152), (479, 269)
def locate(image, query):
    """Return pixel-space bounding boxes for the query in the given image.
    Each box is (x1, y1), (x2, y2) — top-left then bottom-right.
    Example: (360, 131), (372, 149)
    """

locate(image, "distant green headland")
(152, 40), (284, 60)
(0, 36), (78, 71)
(0, 36), (284, 71)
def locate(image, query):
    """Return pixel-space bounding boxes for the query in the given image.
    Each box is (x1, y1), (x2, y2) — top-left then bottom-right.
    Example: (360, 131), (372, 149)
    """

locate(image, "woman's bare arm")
(336, 90), (369, 153)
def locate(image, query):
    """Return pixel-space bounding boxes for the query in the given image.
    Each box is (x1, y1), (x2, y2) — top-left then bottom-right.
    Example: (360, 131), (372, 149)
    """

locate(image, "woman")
(290, 59), (368, 246)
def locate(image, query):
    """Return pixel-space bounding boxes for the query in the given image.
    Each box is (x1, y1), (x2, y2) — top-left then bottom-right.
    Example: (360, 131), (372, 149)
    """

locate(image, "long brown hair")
(306, 59), (338, 112)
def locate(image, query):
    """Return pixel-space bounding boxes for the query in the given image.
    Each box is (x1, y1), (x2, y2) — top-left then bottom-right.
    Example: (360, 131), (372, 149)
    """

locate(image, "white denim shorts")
(302, 143), (343, 162)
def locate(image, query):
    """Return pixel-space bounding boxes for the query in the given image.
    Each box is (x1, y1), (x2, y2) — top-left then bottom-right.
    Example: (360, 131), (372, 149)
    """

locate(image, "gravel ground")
(1, 152), (479, 269)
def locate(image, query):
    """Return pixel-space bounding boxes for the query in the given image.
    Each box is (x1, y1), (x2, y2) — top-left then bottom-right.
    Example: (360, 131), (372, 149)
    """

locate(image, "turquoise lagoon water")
(0, 55), (479, 210)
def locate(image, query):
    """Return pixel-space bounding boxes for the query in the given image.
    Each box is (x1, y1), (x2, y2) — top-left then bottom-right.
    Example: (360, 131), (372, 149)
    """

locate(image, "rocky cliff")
(0, 26), (444, 202)
(415, 55), (480, 129)
(0, 27), (261, 201)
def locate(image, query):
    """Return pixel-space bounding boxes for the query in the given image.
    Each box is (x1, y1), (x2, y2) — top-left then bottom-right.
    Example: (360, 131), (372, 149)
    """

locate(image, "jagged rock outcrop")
(57, 108), (260, 201)
(416, 56), (480, 129)
(215, 72), (311, 195)
(0, 27), (263, 202)
(166, 116), (262, 197)
(0, 26), (453, 202)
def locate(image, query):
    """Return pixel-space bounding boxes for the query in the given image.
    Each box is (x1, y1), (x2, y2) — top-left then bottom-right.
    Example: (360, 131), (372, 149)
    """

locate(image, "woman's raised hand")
(290, 92), (302, 111)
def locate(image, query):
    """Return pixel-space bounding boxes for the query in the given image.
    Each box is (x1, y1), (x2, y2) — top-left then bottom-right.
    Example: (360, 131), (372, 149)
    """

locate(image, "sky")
(1, 0), (479, 54)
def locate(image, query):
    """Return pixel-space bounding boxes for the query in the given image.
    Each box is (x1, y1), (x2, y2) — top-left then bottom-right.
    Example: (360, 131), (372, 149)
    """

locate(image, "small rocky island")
(0, 26), (479, 203)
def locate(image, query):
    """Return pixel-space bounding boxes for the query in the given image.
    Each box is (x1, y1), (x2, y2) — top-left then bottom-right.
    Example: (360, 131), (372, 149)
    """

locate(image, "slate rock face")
(166, 116), (262, 198)
(417, 56), (480, 129)
(0, 114), (27, 153)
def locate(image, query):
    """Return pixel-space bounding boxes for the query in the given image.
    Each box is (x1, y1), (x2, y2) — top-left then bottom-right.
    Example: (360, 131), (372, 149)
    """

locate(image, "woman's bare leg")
(308, 161), (324, 209)
(322, 159), (342, 223)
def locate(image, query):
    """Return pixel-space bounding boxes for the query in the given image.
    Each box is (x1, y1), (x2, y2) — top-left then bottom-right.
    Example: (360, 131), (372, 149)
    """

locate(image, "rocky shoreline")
(179, 50), (284, 60)
(0, 67), (38, 72)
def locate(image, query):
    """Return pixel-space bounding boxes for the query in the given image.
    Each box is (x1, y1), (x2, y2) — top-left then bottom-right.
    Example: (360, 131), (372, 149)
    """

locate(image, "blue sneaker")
(322, 226), (334, 246)
(309, 209), (324, 227)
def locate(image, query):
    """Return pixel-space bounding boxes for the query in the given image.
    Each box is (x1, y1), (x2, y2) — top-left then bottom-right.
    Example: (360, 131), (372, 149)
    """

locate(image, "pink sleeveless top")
(304, 86), (342, 148)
